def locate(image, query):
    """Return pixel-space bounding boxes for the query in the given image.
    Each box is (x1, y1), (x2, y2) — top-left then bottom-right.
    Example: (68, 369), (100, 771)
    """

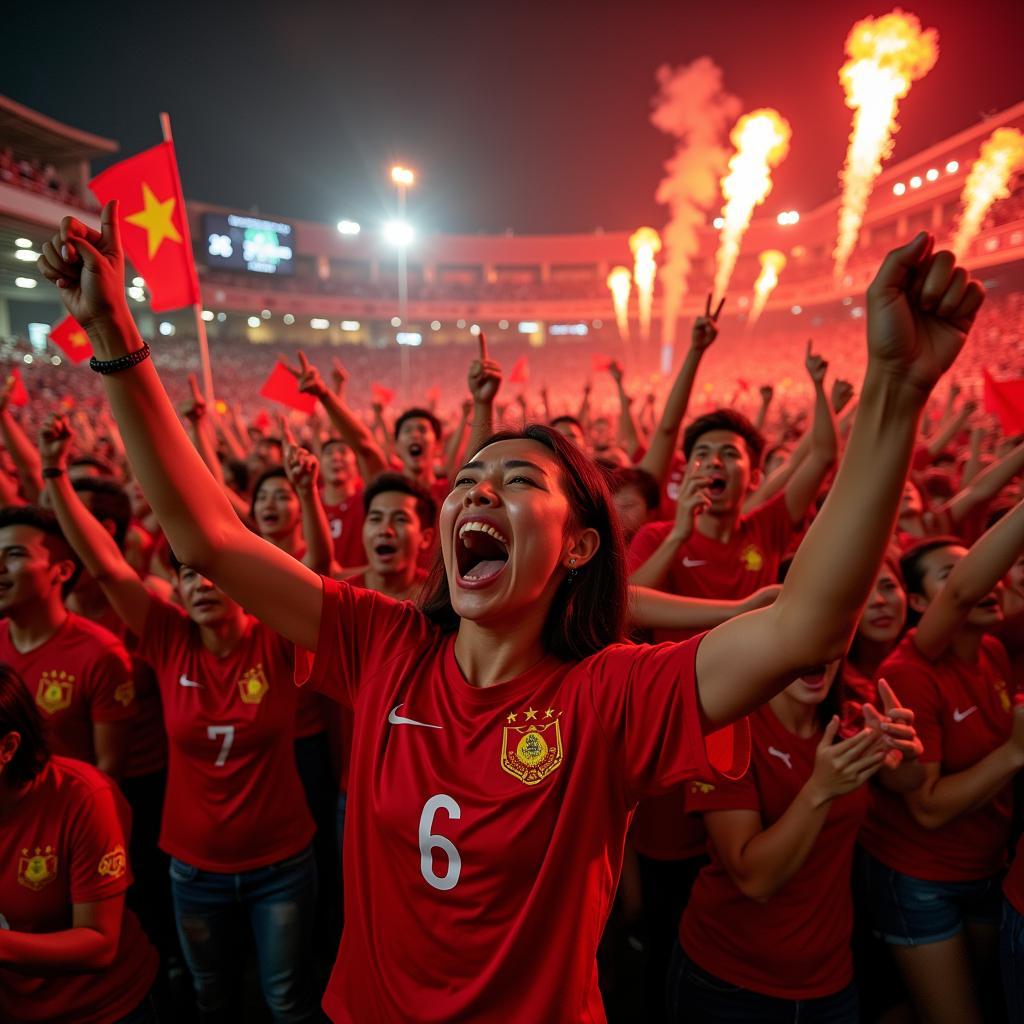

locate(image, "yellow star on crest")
(125, 183), (182, 260)
(507, 712), (517, 723)
(69, 329), (88, 348)
(524, 707), (538, 721)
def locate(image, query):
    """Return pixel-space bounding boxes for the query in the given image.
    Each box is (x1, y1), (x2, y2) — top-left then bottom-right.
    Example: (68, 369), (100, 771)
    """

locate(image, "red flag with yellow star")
(89, 141), (200, 312)
(48, 315), (93, 365)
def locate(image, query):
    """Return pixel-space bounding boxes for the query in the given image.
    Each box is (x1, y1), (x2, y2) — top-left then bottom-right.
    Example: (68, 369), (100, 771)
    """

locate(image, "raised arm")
(39, 414), (152, 637)
(283, 352), (388, 482)
(38, 202), (323, 650)
(915, 494), (1024, 659)
(280, 420), (336, 575)
(0, 383), (43, 502)
(940, 434), (1024, 529)
(753, 385), (773, 433)
(609, 360), (641, 460)
(782, 341), (838, 525)
(466, 334), (502, 460)
(695, 234), (985, 728)
(637, 295), (723, 485)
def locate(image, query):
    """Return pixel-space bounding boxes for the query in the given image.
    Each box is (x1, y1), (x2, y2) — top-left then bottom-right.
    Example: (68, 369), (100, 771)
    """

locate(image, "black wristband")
(41, 467), (65, 479)
(89, 344), (151, 375)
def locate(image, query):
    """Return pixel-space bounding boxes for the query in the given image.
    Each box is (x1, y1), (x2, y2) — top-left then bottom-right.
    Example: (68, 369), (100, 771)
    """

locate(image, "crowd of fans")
(1, 146), (88, 208)
(2, 199), (1024, 1024)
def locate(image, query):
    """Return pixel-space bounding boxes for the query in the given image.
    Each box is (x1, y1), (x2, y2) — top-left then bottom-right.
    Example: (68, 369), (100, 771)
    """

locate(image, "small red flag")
(370, 383), (395, 406)
(5, 368), (29, 407)
(509, 357), (529, 384)
(253, 410), (272, 432)
(591, 354), (612, 371)
(259, 361), (317, 414)
(89, 141), (200, 313)
(983, 369), (1024, 434)
(49, 315), (93, 365)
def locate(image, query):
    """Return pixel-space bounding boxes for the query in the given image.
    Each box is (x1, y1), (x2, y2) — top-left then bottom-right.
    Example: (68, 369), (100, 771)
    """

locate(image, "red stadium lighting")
(926, 168), (939, 182)
(946, 160), (959, 173)
(892, 182), (906, 195)
(909, 175), (923, 189)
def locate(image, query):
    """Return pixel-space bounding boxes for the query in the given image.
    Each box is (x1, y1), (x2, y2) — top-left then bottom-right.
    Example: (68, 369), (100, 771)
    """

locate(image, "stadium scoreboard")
(203, 213), (295, 275)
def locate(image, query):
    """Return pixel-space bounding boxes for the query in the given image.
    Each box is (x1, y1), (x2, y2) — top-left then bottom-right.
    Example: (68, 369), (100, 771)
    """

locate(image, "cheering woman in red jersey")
(39, 208), (983, 1023)
(0, 665), (159, 1024)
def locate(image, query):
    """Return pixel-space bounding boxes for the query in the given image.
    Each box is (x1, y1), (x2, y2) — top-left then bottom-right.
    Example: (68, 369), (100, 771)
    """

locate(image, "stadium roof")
(0, 94), (118, 163)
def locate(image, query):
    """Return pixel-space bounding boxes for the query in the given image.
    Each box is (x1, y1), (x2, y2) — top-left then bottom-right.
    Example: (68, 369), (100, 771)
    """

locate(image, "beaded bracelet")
(89, 344), (151, 375)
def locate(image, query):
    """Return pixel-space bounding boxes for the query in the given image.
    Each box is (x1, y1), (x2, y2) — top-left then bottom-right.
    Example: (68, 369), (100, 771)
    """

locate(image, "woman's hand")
(37, 201), (129, 338)
(806, 718), (888, 808)
(866, 232), (985, 397)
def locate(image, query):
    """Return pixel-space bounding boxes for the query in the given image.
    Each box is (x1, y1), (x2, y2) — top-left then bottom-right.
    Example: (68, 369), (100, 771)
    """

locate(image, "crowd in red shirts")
(0, 209), (1022, 1024)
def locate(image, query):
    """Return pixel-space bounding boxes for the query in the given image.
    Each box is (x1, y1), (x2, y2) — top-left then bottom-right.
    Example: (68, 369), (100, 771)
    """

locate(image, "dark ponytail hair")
(420, 424), (628, 661)
(0, 664), (49, 787)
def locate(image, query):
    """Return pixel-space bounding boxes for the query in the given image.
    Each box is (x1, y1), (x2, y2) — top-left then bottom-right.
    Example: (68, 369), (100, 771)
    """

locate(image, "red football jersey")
(627, 492), (794, 642)
(322, 489), (366, 570)
(658, 452), (688, 520)
(682, 704), (868, 1000)
(859, 631), (1015, 881)
(137, 598), (315, 872)
(298, 577), (748, 1023)
(0, 615), (135, 765)
(0, 757), (158, 1024)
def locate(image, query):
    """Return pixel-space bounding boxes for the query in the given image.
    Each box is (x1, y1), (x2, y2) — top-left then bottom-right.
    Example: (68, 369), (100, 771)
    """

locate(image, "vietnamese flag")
(259, 361), (317, 414)
(5, 368), (29, 408)
(370, 383), (395, 406)
(89, 141), (200, 313)
(509, 357), (529, 384)
(983, 369), (1024, 434)
(48, 316), (93, 365)
(590, 354), (612, 372)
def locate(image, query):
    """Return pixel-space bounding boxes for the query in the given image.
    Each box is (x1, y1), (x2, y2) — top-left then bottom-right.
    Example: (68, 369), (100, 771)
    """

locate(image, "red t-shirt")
(682, 704), (869, 1000)
(298, 577), (749, 1023)
(322, 487), (366, 570)
(627, 492), (794, 642)
(0, 757), (158, 1024)
(859, 631), (1016, 881)
(92, 607), (167, 779)
(658, 453), (688, 520)
(0, 615), (135, 765)
(1004, 834), (1024, 918)
(137, 597), (315, 872)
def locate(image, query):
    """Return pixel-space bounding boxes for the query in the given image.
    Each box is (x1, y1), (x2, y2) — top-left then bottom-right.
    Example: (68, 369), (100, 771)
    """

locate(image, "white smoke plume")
(651, 58), (741, 366)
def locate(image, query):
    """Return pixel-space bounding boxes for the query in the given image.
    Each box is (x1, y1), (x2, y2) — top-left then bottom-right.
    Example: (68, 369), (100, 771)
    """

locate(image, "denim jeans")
(667, 943), (858, 1023)
(112, 993), (159, 1024)
(170, 844), (319, 1024)
(1001, 897), (1024, 1023)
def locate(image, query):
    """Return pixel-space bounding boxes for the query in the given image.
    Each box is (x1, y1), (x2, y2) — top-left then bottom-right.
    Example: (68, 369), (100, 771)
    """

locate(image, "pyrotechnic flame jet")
(606, 266), (633, 343)
(629, 227), (662, 343)
(748, 250), (787, 329)
(833, 9), (938, 280)
(713, 109), (791, 303)
(951, 127), (1024, 261)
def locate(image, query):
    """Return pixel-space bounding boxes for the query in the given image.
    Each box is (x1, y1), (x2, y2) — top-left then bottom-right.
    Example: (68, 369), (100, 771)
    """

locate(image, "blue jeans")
(170, 845), (319, 1024)
(667, 943), (858, 1023)
(112, 993), (159, 1024)
(1001, 897), (1024, 1023)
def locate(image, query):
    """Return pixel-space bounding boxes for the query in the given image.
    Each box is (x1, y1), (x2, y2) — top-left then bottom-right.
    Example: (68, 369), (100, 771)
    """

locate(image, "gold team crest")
(994, 678), (1012, 714)
(18, 845), (57, 891)
(238, 664), (270, 705)
(501, 707), (563, 786)
(98, 845), (127, 880)
(690, 781), (715, 795)
(741, 545), (764, 572)
(36, 671), (74, 715)
(114, 680), (135, 707)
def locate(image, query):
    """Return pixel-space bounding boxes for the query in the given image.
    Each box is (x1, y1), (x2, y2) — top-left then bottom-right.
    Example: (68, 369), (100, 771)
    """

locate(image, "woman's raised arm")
(38, 201), (323, 650)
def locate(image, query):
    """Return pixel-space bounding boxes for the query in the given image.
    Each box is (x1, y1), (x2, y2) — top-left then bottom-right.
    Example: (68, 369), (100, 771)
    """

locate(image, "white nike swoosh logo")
(388, 704), (442, 730)
(952, 706), (977, 722)
(682, 557), (707, 568)
(178, 674), (202, 688)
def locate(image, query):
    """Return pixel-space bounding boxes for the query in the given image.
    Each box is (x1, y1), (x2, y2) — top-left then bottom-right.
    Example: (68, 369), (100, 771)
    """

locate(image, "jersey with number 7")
(137, 597), (314, 872)
(300, 578), (748, 1023)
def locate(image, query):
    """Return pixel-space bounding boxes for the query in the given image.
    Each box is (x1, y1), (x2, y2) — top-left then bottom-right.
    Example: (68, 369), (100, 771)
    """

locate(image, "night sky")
(5, 0), (1022, 235)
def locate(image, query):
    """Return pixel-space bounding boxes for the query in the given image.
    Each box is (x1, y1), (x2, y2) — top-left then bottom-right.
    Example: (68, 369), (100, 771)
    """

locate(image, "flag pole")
(159, 112), (214, 405)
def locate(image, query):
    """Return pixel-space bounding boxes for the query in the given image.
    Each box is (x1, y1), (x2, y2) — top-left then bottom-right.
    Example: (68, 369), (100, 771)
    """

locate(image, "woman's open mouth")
(456, 519), (510, 588)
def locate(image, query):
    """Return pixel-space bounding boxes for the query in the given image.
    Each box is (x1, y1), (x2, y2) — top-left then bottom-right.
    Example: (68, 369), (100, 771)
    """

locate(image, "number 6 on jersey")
(419, 794), (461, 891)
